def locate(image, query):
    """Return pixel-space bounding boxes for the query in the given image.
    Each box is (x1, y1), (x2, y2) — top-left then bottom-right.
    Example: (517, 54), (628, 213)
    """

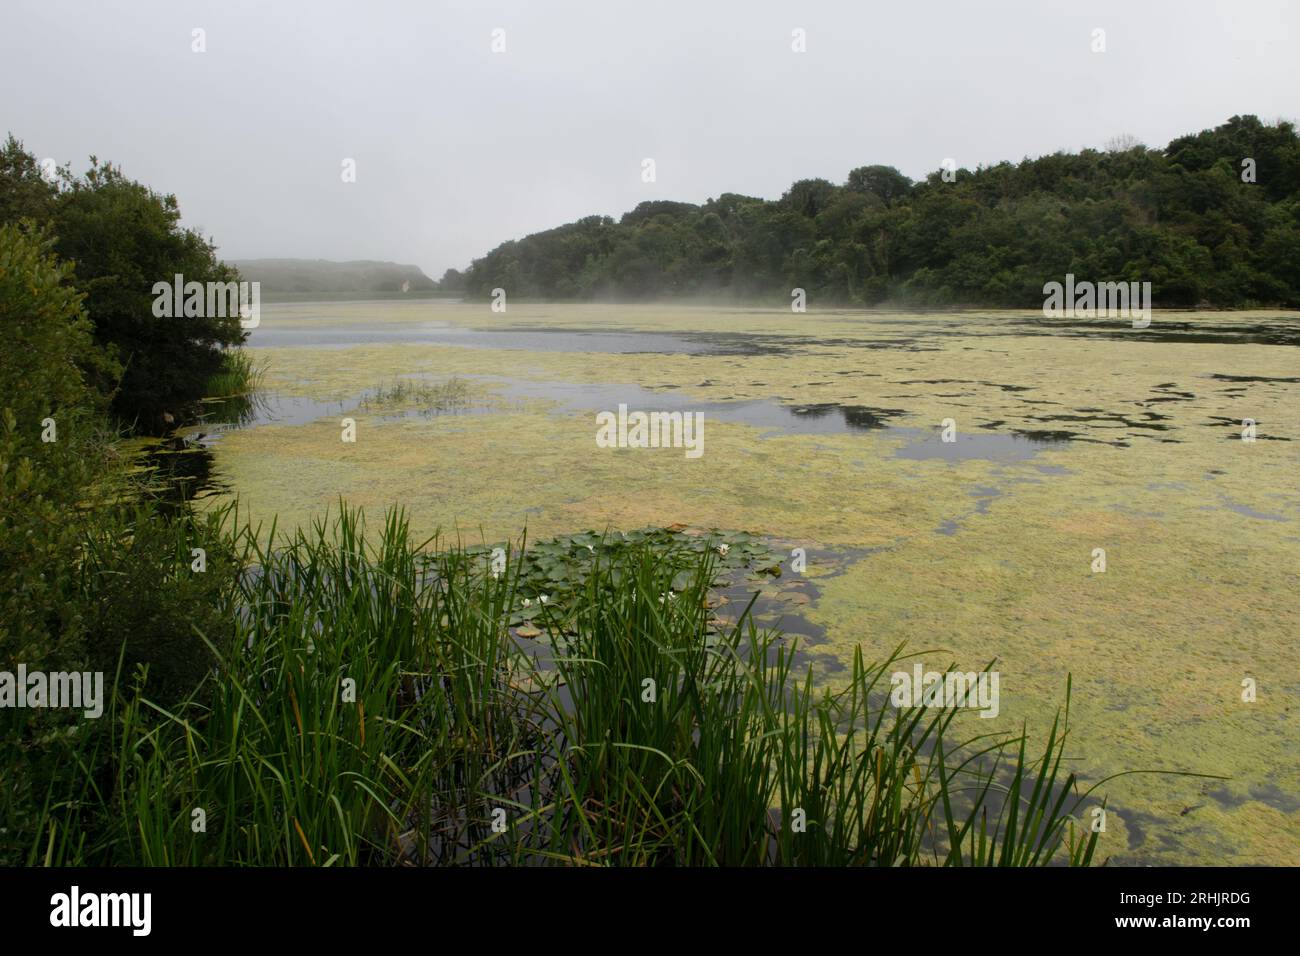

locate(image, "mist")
(3, 0), (1298, 278)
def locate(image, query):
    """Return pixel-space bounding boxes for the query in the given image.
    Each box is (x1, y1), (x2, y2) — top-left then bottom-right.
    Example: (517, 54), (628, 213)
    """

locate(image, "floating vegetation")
(466, 527), (782, 629)
(203, 301), (1300, 864)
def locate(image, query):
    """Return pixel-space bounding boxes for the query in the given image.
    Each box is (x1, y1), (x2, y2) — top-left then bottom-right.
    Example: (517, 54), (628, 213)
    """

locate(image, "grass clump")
(359, 376), (470, 415)
(199, 348), (267, 426)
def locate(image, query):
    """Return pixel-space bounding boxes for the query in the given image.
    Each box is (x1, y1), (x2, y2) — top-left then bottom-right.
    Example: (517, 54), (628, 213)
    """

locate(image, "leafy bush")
(0, 221), (113, 668)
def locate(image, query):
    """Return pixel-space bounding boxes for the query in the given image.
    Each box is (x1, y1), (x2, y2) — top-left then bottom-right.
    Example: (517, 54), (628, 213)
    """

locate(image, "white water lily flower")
(717, 543), (730, 556)
(522, 598), (531, 607)
(540, 594), (549, 604)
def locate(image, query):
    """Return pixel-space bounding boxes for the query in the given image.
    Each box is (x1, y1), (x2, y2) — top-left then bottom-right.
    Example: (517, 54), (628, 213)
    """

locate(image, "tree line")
(452, 115), (1300, 309)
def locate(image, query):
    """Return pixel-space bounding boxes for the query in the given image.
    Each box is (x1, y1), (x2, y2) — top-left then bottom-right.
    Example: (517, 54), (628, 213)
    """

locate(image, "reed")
(200, 348), (267, 426)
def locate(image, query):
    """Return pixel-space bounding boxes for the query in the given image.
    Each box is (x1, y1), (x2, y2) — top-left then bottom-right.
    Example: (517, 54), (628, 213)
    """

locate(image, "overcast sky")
(3, 0), (1297, 279)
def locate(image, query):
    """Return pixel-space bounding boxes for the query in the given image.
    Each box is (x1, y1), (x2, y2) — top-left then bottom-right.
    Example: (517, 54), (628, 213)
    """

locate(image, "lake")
(193, 299), (1300, 866)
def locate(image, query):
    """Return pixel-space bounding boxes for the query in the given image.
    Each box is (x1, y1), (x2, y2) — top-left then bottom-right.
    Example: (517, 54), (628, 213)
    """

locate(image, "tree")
(1, 137), (250, 431)
(780, 178), (839, 217)
(452, 117), (1300, 309)
(845, 165), (913, 204)
(52, 158), (247, 431)
(1104, 133), (1144, 153)
(0, 134), (58, 224)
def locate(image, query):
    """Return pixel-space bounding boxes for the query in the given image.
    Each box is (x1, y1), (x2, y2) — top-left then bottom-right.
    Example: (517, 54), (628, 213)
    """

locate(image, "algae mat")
(199, 301), (1300, 865)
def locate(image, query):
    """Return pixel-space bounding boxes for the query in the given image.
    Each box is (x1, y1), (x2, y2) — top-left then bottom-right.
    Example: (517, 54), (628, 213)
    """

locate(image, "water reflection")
(203, 373), (1084, 462)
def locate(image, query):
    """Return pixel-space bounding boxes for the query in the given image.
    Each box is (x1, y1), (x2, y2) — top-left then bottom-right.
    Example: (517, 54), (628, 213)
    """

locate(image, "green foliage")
(0, 135), (59, 224)
(0, 222), (114, 667)
(847, 164), (914, 204)
(0, 137), (249, 432)
(78, 502), (239, 706)
(8, 506), (1120, 866)
(0, 223), (245, 861)
(198, 348), (267, 426)
(436, 267), (465, 291)
(460, 115), (1300, 308)
(479, 527), (779, 627)
(51, 158), (247, 430)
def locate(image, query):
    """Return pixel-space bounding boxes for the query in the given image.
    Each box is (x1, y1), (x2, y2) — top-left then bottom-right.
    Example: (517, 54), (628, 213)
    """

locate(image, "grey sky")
(3, 0), (1297, 279)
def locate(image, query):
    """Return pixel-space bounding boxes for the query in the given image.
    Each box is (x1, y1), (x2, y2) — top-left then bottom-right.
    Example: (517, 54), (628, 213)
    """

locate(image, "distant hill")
(229, 259), (441, 300)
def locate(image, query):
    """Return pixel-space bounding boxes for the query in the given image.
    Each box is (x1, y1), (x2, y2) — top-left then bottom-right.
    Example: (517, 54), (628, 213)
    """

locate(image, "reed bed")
(20, 505), (1104, 866)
